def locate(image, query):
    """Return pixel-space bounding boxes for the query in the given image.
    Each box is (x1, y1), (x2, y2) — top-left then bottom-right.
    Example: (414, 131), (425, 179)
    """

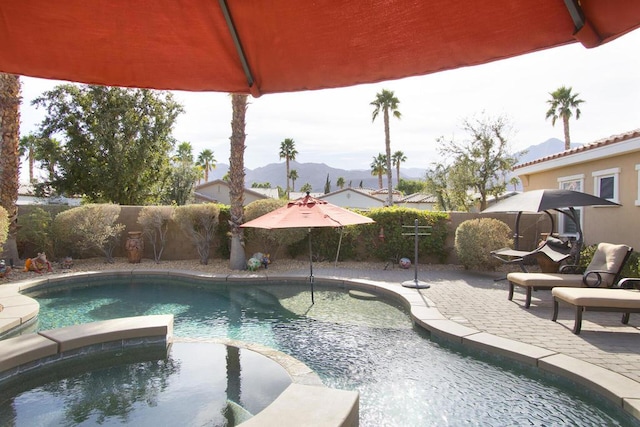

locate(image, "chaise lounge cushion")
(506, 272), (584, 288)
(586, 242), (631, 287)
(552, 287), (640, 309)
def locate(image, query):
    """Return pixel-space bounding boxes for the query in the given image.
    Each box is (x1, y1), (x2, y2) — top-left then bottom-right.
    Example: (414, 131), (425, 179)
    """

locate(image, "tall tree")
(545, 86), (584, 150)
(32, 84), (183, 204)
(0, 73), (21, 262)
(162, 143), (199, 205)
(391, 150), (407, 189)
(370, 153), (387, 189)
(196, 148), (216, 182)
(336, 177), (345, 189)
(279, 138), (297, 198)
(371, 89), (401, 206)
(434, 114), (519, 211)
(324, 174), (331, 194)
(19, 133), (39, 183)
(289, 169), (298, 192)
(228, 94), (248, 270)
(300, 183), (312, 193)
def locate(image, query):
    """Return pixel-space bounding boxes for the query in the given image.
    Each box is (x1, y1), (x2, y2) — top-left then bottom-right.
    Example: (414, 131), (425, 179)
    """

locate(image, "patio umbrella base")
(401, 280), (430, 289)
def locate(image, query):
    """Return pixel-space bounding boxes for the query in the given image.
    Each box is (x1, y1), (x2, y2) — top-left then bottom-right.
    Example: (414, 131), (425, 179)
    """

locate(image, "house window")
(557, 174), (584, 237)
(592, 167), (620, 203)
(636, 164), (640, 206)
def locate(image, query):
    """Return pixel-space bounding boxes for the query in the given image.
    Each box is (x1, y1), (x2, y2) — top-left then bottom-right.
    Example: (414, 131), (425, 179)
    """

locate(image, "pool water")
(0, 342), (291, 427)
(21, 277), (639, 426)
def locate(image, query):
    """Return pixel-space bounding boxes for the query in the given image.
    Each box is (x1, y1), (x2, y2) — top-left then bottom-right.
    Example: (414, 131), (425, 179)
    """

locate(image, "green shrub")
(137, 206), (174, 263)
(455, 218), (512, 270)
(0, 206), (8, 248)
(215, 205), (232, 258)
(361, 207), (449, 263)
(243, 199), (306, 260)
(52, 204), (125, 262)
(174, 203), (220, 265)
(17, 207), (54, 257)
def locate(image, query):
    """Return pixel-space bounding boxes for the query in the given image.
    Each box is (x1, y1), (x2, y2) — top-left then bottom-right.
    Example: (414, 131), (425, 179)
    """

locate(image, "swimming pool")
(18, 276), (639, 426)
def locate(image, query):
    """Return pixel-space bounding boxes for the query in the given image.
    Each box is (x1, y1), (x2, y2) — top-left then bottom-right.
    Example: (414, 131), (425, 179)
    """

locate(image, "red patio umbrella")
(241, 193), (374, 303)
(1, 1), (640, 95)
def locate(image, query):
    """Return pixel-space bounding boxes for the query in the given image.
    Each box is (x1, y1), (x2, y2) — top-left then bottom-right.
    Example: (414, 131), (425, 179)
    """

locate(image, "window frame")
(557, 174), (585, 237)
(592, 167), (620, 204)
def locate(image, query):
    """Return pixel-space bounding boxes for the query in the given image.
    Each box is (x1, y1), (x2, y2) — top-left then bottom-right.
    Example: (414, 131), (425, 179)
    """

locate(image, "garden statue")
(24, 252), (53, 273)
(126, 231), (144, 263)
(247, 253), (271, 271)
(60, 256), (74, 269)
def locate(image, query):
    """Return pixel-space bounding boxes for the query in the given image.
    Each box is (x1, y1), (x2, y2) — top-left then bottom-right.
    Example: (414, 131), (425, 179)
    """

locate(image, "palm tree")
(371, 89), (401, 206)
(370, 153), (387, 189)
(228, 94), (248, 270)
(19, 134), (39, 183)
(0, 73), (21, 262)
(196, 148), (216, 182)
(391, 150), (407, 190)
(279, 138), (297, 198)
(34, 137), (61, 180)
(174, 141), (194, 162)
(289, 169), (298, 192)
(545, 86), (584, 150)
(336, 177), (345, 189)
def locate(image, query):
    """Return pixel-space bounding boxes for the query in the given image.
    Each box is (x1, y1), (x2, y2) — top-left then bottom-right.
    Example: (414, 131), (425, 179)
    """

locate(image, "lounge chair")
(491, 236), (573, 273)
(552, 277), (640, 334)
(505, 242), (633, 308)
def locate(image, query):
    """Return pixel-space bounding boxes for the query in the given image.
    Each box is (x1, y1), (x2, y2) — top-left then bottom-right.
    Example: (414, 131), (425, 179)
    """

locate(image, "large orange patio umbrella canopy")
(2, 1), (640, 96)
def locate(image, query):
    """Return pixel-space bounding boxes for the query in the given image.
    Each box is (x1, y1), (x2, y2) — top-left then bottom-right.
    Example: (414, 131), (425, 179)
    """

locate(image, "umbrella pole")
(334, 227), (344, 268)
(309, 228), (314, 304)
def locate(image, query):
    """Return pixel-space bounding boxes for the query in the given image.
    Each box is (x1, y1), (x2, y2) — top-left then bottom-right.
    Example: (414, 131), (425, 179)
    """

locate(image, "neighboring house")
(396, 193), (438, 211)
(249, 187), (280, 199)
(194, 179), (269, 206)
(318, 188), (386, 210)
(514, 129), (640, 250)
(17, 183), (81, 206)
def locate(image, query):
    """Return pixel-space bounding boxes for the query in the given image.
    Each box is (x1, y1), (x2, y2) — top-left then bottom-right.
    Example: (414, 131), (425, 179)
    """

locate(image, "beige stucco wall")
(517, 150), (639, 250)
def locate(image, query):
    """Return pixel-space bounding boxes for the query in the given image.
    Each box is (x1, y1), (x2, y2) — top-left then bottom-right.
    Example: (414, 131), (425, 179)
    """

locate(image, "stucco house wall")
(194, 180), (268, 206)
(514, 130), (640, 250)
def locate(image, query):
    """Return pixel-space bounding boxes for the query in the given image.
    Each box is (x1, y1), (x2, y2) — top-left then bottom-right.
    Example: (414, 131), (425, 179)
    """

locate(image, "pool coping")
(1, 269), (639, 422)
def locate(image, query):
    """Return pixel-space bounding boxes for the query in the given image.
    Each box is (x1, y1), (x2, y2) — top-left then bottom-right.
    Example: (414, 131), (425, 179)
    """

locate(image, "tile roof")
(514, 128), (640, 170)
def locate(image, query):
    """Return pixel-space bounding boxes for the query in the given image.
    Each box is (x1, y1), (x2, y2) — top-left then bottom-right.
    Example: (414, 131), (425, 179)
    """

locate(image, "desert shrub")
(174, 203), (220, 265)
(17, 207), (54, 257)
(215, 205), (231, 258)
(137, 205), (174, 263)
(243, 199), (306, 260)
(361, 207), (449, 263)
(455, 218), (512, 270)
(52, 204), (125, 262)
(0, 206), (8, 248)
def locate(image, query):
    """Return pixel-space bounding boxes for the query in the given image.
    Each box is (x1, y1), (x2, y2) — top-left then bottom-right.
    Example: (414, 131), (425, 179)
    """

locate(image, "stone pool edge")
(1, 269), (639, 422)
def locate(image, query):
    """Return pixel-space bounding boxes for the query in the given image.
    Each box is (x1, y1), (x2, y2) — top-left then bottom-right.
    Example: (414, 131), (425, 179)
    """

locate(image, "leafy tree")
(289, 169), (298, 191)
(397, 178), (426, 195)
(32, 84), (183, 205)
(196, 148), (216, 182)
(371, 89), (401, 206)
(228, 94), (248, 270)
(370, 153), (387, 189)
(391, 150), (407, 189)
(300, 183), (312, 193)
(336, 177), (345, 189)
(324, 174), (331, 194)
(279, 138), (297, 198)
(545, 86), (584, 150)
(425, 163), (455, 211)
(431, 114), (519, 211)
(0, 73), (21, 262)
(162, 143), (199, 205)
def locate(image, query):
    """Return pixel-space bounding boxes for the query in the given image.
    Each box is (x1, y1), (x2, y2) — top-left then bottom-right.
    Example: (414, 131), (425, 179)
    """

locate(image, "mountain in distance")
(205, 138), (581, 192)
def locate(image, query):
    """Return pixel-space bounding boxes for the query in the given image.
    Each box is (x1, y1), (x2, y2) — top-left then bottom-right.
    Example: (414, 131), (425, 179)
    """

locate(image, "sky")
(18, 28), (640, 179)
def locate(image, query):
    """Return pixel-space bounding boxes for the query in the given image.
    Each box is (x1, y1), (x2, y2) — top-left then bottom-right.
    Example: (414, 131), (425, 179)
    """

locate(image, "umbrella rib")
(218, 0), (258, 94)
